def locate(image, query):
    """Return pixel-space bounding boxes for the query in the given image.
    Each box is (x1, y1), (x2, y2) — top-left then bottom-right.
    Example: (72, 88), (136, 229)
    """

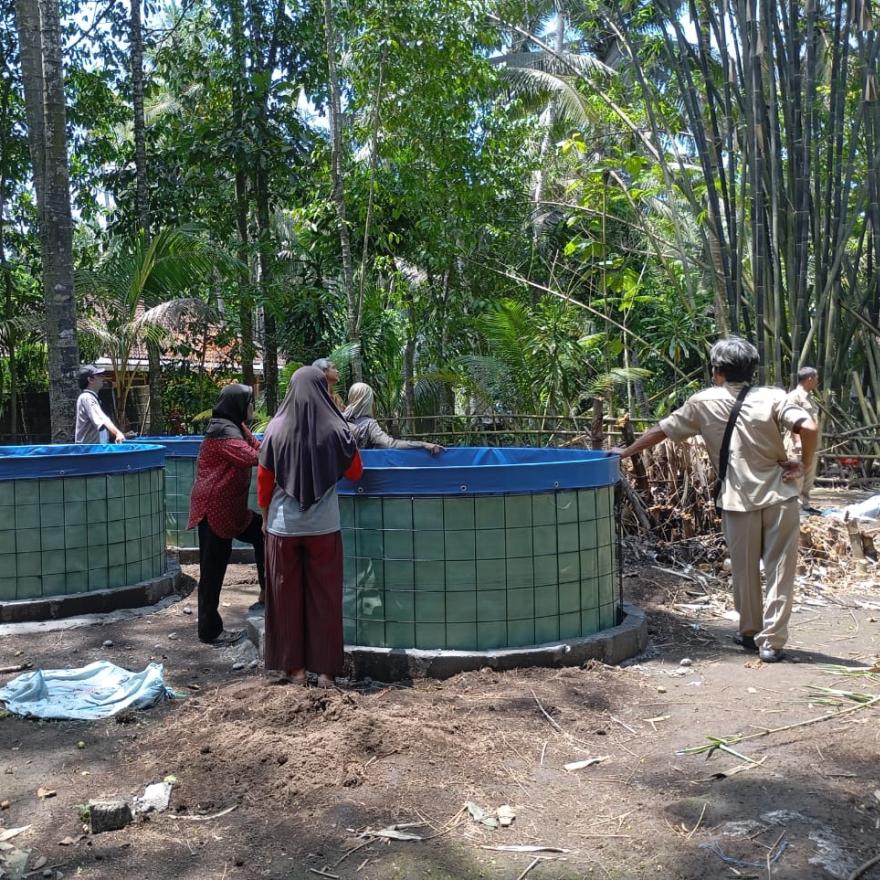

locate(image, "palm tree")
(460, 296), (648, 421)
(76, 227), (222, 430)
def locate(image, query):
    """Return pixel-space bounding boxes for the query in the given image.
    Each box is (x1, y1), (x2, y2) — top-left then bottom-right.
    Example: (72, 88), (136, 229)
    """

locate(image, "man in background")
(74, 365), (126, 444)
(613, 337), (817, 663)
(312, 357), (344, 410)
(785, 367), (821, 514)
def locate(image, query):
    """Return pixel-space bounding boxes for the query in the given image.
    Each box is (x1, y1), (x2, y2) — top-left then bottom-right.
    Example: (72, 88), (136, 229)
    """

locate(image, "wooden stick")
(331, 839), (374, 869)
(683, 696), (880, 755)
(618, 474), (652, 532)
(0, 663), (32, 674)
(848, 852), (880, 880)
(516, 857), (544, 880)
(530, 689), (564, 735)
(174, 805), (237, 821)
(308, 869), (339, 879)
(686, 802), (708, 840)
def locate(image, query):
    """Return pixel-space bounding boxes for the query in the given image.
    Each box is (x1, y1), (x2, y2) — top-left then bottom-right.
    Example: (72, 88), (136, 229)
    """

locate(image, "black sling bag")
(713, 385), (750, 512)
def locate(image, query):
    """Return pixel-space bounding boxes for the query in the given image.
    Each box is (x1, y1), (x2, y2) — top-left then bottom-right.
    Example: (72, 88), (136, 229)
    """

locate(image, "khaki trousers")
(722, 498), (799, 650)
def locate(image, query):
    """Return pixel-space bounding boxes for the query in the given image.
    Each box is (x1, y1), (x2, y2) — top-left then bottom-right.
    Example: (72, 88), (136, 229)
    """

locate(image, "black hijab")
(259, 366), (357, 511)
(204, 383), (253, 440)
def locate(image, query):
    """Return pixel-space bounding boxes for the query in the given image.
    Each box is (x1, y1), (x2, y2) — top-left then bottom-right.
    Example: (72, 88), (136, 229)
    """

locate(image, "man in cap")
(75, 365), (126, 443)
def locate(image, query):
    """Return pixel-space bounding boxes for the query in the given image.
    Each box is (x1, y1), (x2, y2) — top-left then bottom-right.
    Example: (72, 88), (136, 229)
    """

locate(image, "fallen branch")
(618, 475), (653, 532)
(308, 869), (339, 879)
(530, 689), (592, 749)
(0, 662), (32, 674)
(331, 839), (374, 869)
(685, 803), (709, 840)
(680, 696), (880, 757)
(24, 864), (66, 878)
(516, 856), (553, 880)
(173, 805), (238, 821)
(697, 756), (767, 782)
(848, 853), (880, 880)
(479, 845), (569, 853)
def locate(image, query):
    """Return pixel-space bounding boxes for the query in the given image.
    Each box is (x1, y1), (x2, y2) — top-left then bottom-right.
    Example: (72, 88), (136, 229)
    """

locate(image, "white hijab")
(343, 382), (375, 421)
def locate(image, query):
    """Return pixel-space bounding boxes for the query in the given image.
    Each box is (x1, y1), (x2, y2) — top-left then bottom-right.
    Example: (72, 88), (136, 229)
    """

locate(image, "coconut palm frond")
(494, 48), (612, 78)
(411, 373), (456, 415)
(587, 367), (652, 395)
(577, 332), (606, 350)
(145, 90), (183, 122)
(0, 313), (43, 346)
(135, 297), (215, 331)
(328, 340), (363, 371)
(77, 317), (133, 351)
(500, 67), (592, 128)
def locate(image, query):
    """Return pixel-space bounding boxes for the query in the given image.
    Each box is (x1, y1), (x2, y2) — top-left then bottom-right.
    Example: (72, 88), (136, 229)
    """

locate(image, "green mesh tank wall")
(164, 458), (258, 549)
(340, 487), (617, 651)
(0, 469), (166, 600)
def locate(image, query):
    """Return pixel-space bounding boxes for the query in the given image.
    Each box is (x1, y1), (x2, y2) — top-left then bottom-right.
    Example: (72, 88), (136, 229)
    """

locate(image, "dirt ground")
(1, 498), (879, 879)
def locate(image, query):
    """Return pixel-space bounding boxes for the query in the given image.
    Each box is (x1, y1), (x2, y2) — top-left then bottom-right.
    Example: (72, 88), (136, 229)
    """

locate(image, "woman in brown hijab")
(257, 366), (363, 686)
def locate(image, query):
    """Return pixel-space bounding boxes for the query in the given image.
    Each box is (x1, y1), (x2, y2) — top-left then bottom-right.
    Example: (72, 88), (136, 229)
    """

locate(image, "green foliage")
(14, 0), (870, 440)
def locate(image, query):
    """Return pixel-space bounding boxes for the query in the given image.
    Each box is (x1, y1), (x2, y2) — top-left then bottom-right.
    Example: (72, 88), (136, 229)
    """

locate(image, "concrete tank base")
(245, 603), (647, 681)
(0, 557), (185, 624)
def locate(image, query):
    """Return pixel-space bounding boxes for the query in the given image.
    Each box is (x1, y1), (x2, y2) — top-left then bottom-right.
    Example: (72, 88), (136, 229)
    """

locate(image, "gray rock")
(232, 662), (245, 671)
(679, 657), (693, 667)
(102, 640), (113, 648)
(89, 799), (133, 833)
(133, 781), (172, 814)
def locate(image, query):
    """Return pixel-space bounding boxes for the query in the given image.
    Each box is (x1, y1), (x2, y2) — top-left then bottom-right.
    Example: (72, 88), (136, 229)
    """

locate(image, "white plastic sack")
(0, 661), (172, 720)
(846, 494), (880, 520)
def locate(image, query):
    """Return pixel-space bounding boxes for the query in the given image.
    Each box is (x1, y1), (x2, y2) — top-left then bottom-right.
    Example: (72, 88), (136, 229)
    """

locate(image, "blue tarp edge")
(0, 443), (166, 481)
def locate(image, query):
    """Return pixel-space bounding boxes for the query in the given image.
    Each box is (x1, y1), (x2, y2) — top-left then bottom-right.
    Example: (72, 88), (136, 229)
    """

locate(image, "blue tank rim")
(132, 438), (621, 495)
(0, 443), (166, 480)
(341, 446), (620, 496)
(138, 435), (255, 457)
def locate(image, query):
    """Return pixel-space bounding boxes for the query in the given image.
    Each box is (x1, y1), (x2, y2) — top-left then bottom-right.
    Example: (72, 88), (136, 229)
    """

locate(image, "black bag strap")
(714, 384), (750, 508)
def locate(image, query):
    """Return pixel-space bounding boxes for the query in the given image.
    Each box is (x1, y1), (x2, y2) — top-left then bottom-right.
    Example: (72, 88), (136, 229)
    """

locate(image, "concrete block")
(89, 799), (133, 833)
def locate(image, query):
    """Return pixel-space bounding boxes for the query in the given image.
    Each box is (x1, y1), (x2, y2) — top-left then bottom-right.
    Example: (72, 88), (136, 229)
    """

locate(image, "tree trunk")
(131, 0), (147, 236)
(590, 397), (604, 450)
(403, 293), (416, 427)
(354, 49), (384, 347)
(15, 0), (79, 442)
(322, 0), (361, 381)
(229, 0), (254, 387)
(0, 66), (17, 438)
(129, 0), (163, 434)
(236, 169), (255, 388)
(254, 168), (277, 413)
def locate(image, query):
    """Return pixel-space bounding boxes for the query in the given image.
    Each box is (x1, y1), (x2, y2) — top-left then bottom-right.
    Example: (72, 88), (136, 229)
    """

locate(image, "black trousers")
(197, 513), (266, 642)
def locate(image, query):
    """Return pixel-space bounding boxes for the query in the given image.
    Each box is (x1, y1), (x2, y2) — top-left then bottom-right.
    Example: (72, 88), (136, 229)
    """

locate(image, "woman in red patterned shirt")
(188, 384), (264, 644)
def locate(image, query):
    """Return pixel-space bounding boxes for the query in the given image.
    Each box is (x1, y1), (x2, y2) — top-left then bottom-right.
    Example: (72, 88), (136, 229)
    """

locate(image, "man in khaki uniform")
(784, 367), (820, 514)
(613, 337), (817, 663)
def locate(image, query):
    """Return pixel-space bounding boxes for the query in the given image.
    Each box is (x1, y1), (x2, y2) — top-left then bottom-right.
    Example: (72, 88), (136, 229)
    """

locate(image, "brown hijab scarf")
(259, 366), (357, 511)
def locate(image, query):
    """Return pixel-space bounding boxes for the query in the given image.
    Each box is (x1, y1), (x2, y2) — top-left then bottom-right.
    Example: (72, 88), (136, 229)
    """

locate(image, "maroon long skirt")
(264, 531), (344, 676)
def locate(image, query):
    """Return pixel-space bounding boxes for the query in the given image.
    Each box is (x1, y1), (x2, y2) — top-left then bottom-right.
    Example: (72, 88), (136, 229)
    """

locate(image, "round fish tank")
(0, 444), (167, 603)
(138, 436), (258, 551)
(338, 447), (620, 651)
